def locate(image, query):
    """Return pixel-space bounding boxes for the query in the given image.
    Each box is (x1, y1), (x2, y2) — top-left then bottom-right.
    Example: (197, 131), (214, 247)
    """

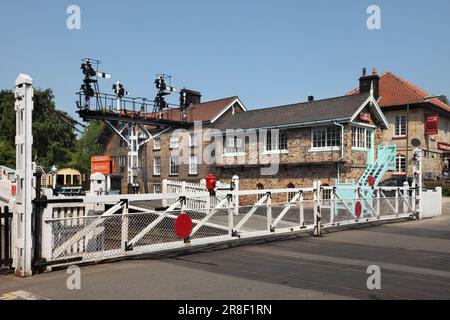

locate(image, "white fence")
(0, 178), (14, 207)
(161, 179), (230, 210)
(34, 181), (419, 270)
(421, 187), (442, 219)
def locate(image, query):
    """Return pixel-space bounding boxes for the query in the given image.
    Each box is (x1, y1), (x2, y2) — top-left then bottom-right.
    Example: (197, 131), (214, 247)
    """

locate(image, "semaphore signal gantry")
(76, 58), (196, 193)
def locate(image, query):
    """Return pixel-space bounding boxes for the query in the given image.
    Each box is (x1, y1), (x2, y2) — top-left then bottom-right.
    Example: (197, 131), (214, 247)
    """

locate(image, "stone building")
(212, 92), (389, 203)
(348, 69), (450, 180)
(103, 96), (247, 194)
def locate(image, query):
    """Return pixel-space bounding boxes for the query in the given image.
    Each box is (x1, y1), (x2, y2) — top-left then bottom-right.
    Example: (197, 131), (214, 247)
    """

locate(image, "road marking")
(0, 291), (49, 300)
(0, 293), (19, 300)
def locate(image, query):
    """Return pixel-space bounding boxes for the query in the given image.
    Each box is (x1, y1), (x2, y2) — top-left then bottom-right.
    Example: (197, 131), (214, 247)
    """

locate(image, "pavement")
(0, 198), (449, 300)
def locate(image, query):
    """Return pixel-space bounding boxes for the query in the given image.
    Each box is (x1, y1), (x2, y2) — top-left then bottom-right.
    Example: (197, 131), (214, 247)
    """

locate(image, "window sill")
(262, 150), (289, 155)
(223, 153), (246, 157)
(308, 147), (340, 152)
(392, 136), (407, 140)
(351, 147), (370, 152)
(153, 174), (161, 177)
(153, 148), (161, 151)
(392, 172), (407, 176)
(169, 174), (179, 177)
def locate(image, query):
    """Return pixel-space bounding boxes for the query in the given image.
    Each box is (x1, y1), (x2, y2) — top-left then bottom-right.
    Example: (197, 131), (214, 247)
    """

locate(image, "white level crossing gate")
(34, 182), (417, 269)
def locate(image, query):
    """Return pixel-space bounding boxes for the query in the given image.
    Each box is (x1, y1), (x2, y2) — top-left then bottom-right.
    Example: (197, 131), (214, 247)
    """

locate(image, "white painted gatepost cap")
(15, 74), (33, 86)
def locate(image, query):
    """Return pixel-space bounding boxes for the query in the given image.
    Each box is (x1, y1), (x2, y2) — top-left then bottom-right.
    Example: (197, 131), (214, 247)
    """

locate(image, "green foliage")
(0, 89), (77, 169)
(424, 180), (450, 197)
(68, 120), (105, 173)
(0, 139), (15, 168)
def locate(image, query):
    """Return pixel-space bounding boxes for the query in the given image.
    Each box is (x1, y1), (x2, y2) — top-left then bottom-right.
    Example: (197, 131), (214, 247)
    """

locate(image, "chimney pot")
(308, 96), (314, 102)
(362, 68), (367, 77)
(372, 67), (377, 75)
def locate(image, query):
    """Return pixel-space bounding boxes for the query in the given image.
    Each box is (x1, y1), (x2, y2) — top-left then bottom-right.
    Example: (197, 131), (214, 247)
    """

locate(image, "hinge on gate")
(125, 242), (133, 252)
(231, 230), (239, 238)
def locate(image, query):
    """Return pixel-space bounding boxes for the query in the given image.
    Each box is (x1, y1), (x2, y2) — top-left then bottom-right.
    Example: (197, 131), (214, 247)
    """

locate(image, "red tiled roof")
(139, 96), (241, 127)
(169, 96), (240, 122)
(348, 72), (450, 112)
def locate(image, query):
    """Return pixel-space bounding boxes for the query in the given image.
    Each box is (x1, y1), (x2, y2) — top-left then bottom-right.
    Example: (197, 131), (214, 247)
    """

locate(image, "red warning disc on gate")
(368, 176), (375, 187)
(175, 213), (193, 239)
(355, 201), (362, 218)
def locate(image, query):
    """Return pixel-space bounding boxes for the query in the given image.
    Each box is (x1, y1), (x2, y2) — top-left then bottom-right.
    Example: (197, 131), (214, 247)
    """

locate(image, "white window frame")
(351, 126), (373, 150)
(153, 138), (161, 151)
(169, 156), (179, 176)
(119, 156), (127, 167)
(310, 126), (341, 152)
(189, 133), (198, 147)
(170, 136), (180, 149)
(189, 155), (198, 175)
(154, 184), (161, 194)
(224, 136), (245, 156)
(394, 155), (407, 174)
(153, 157), (161, 176)
(394, 115), (407, 137)
(263, 130), (289, 154)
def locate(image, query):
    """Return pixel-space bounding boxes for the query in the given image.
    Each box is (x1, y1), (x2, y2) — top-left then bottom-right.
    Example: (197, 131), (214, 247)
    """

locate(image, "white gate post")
(376, 188), (381, 218)
(299, 192), (304, 227)
(40, 205), (53, 272)
(161, 179), (167, 207)
(330, 187), (335, 225)
(121, 201), (129, 252)
(313, 180), (322, 236)
(402, 181), (409, 214)
(232, 175), (239, 216)
(227, 195), (234, 237)
(412, 147), (423, 219)
(14, 74), (35, 277)
(266, 192), (272, 232)
(395, 188), (399, 216)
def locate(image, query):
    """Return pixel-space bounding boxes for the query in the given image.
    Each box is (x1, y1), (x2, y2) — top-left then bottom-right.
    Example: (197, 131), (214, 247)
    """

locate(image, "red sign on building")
(359, 112), (371, 123)
(438, 142), (450, 152)
(91, 155), (113, 175)
(425, 115), (439, 136)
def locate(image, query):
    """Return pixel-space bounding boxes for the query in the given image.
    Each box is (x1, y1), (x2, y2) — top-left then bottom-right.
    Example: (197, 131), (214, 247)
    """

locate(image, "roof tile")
(348, 72), (450, 112)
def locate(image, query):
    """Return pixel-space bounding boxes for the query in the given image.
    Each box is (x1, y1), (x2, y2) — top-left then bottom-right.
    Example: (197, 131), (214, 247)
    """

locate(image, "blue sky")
(1, 0), (450, 122)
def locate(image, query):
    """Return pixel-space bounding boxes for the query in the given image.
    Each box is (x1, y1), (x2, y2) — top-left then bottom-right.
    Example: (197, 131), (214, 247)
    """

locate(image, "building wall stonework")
(104, 104), (389, 196)
(382, 106), (450, 179)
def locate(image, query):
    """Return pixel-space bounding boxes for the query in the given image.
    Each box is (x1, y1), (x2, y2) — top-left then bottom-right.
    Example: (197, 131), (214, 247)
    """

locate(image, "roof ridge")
(246, 93), (369, 113)
(197, 96), (238, 106)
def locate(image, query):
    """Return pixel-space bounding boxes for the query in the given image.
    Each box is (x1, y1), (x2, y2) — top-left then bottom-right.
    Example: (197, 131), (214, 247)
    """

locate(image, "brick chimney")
(359, 67), (380, 100)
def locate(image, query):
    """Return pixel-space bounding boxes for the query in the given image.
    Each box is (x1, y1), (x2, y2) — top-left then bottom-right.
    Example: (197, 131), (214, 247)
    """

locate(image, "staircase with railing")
(358, 144), (397, 191)
(335, 144), (397, 216)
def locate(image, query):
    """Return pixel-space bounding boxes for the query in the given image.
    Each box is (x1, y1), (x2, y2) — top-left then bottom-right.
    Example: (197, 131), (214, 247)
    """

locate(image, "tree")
(0, 89), (77, 169)
(0, 139), (15, 168)
(68, 120), (105, 173)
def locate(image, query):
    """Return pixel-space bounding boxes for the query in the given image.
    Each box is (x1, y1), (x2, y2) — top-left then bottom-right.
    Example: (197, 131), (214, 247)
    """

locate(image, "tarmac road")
(0, 198), (449, 300)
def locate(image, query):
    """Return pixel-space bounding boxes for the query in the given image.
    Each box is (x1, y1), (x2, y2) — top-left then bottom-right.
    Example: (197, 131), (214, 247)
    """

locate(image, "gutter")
(212, 117), (352, 136)
(334, 121), (345, 183)
(333, 121), (345, 161)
